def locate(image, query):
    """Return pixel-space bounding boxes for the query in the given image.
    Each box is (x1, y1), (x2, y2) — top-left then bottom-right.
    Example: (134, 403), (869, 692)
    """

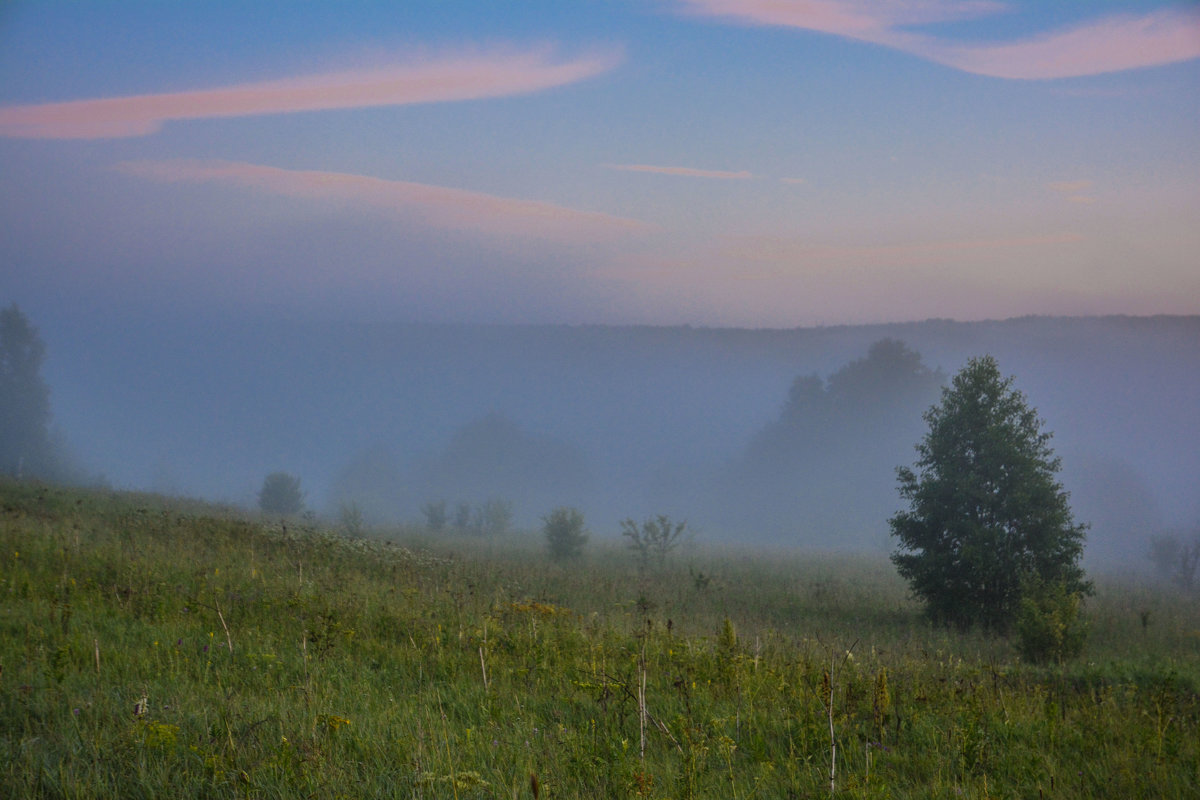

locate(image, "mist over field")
(31, 312), (1199, 569)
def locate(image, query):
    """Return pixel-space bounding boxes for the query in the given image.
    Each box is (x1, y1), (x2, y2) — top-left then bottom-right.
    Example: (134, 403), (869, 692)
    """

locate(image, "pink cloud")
(115, 159), (650, 242)
(606, 163), (755, 179)
(0, 47), (620, 139)
(678, 1), (1200, 79)
(679, 0), (1002, 39)
(919, 10), (1200, 79)
(1047, 180), (1098, 205)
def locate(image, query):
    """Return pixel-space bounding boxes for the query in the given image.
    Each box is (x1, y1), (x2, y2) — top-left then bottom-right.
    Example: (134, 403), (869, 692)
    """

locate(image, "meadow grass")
(1, 479), (1197, 798)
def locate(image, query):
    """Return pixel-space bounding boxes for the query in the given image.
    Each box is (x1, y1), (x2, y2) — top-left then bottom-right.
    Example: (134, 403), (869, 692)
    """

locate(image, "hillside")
(2, 480), (1198, 797)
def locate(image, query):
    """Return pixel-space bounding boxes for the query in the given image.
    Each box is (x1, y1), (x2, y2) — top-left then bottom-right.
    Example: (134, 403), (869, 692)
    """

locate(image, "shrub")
(543, 507), (589, 562)
(1014, 578), (1087, 664)
(621, 515), (689, 572)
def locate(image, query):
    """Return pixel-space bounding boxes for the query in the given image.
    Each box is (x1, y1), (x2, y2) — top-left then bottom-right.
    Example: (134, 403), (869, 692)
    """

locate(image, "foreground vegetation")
(1, 481), (1197, 798)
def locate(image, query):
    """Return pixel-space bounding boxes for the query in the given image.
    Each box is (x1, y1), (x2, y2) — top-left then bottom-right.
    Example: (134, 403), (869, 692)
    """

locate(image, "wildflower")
(319, 714), (351, 731)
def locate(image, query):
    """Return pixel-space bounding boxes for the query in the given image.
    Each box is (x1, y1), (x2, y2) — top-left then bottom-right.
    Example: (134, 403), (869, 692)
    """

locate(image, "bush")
(621, 515), (689, 572)
(543, 507), (589, 562)
(257, 472), (304, 516)
(1014, 578), (1087, 664)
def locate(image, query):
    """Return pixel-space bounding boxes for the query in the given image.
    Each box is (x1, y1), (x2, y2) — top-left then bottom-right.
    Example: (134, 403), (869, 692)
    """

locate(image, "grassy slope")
(1, 480), (1197, 798)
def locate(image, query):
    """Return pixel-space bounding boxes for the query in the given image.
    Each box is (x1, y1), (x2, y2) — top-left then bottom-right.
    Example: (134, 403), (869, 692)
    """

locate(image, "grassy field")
(1, 480), (1197, 798)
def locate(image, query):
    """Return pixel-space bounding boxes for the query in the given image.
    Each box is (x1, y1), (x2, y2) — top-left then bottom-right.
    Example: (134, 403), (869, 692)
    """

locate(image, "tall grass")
(1, 479), (1197, 798)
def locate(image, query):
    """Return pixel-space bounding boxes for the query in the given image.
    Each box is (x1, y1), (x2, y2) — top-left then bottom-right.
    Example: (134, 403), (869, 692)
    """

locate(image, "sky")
(2, 0), (1198, 328)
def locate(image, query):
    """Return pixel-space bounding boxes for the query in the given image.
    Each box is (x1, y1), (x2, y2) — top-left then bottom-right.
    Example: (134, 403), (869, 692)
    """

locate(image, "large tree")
(0, 304), (52, 477)
(889, 355), (1090, 632)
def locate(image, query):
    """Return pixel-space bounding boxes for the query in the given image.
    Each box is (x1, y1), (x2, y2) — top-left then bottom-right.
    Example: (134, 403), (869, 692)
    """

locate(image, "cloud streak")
(115, 159), (650, 242)
(606, 163), (755, 179)
(0, 47), (620, 139)
(678, 1), (1200, 79)
(1048, 180), (1097, 205)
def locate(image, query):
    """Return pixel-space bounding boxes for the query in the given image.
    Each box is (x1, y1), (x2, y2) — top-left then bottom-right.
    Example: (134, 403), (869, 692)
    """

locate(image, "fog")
(33, 312), (1200, 570)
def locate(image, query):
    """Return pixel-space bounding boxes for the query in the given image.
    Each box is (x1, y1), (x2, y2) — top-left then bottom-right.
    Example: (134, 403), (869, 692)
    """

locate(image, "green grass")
(1, 479), (1197, 798)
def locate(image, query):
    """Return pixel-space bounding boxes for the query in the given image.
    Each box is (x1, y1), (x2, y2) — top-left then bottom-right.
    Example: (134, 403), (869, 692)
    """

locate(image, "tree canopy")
(889, 355), (1090, 632)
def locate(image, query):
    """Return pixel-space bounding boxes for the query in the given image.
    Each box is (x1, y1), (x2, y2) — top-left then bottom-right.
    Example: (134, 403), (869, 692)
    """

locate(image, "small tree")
(339, 501), (365, 537)
(890, 356), (1091, 633)
(622, 515), (689, 572)
(476, 497), (513, 537)
(1149, 528), (1200, 592)
(258, 472), (305, 516)
(543, 506), (589, 562)
(453, 502), (473, 531)
(421, 500), (448, 532)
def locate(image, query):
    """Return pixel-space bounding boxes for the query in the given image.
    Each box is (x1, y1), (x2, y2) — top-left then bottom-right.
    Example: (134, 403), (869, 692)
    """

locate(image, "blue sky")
(2, 0), (1198, 327)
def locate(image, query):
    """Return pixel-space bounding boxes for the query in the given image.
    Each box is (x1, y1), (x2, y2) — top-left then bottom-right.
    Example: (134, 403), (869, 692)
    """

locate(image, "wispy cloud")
(1048, 180), (1093, 194)
(677, 1), (1200, 79)
(115, 159), (650, 241)
(605, 163), (755, 179)
(0, 47), (620, 139)
(1048, 180), (1097, 205)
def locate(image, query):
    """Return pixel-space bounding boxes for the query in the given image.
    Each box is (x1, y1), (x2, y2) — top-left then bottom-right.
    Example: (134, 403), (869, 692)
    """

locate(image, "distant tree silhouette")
(258, 472), (305, 516)
(729, 339), (944, 544)
(0, 304), (52, 478)
(543, 506), (589, 561)
(744, 339), (943, 471)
